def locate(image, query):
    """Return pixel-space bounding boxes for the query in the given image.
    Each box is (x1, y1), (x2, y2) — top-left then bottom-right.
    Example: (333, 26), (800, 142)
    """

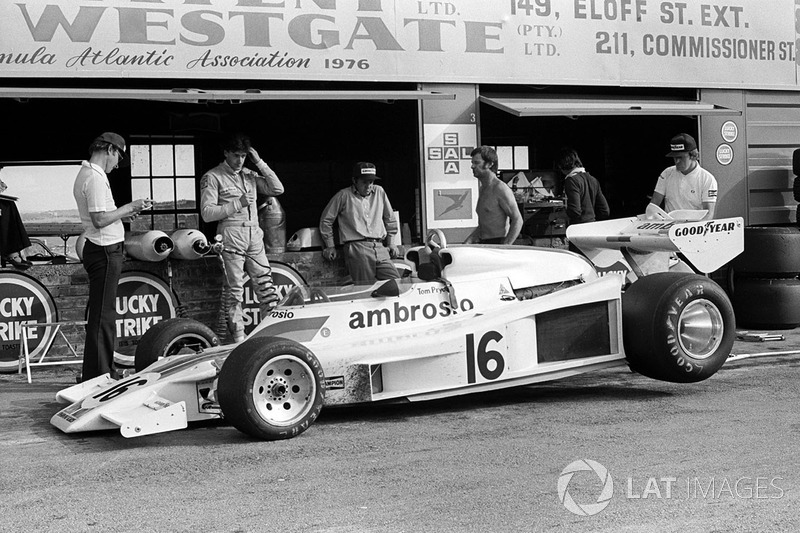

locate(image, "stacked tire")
(728, 225), (800, 329)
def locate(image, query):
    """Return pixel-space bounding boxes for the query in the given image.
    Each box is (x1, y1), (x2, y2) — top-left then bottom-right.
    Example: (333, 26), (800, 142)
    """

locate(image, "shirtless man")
(464, 145), (522, 245)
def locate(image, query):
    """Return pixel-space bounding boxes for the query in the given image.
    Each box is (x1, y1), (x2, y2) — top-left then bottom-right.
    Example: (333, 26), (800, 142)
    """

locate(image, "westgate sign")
(0, 0), (798, 90)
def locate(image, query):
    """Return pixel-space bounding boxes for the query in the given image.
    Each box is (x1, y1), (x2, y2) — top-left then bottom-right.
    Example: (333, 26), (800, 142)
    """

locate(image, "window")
(0, 163), (82, 225)
(493, 145), (530, 171)
(129, 137), (198, 232)
(0, 163), (84, 255)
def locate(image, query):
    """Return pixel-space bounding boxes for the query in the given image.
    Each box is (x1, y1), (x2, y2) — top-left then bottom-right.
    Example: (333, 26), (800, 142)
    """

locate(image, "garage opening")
(479, 86), (738, 219)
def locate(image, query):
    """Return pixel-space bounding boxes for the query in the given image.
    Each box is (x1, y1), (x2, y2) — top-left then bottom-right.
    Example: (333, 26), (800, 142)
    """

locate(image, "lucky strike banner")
(0, 0), (798, 89)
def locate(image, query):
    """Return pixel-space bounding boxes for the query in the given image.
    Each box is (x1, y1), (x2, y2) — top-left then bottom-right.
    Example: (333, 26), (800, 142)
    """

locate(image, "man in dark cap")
(73, 132), (152, 381)
(649, 133), (718, 220)
(319, 162), (399, 284)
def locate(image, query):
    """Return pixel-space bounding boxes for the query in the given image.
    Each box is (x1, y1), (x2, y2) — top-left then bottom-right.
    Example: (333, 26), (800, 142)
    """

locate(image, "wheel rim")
(251, 354), (317, 427)
(163, 334), (213, 357)
(678, 299), (724, 359)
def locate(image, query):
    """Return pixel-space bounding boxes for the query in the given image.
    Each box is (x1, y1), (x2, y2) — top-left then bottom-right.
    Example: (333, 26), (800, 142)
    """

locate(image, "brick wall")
(10, 251), (349, 359)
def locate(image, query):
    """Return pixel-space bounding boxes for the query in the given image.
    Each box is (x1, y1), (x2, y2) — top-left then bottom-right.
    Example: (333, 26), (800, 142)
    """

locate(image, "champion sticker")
(324, 376), (345, 390)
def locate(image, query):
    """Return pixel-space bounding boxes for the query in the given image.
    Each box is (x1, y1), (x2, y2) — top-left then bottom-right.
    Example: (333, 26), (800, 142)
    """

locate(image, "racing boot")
(253, 271), (280, 318)
(227, 302), (246, 344)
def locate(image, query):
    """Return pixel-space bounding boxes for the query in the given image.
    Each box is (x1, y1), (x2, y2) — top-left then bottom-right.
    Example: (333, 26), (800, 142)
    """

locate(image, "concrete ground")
(729, 326), (800, 363)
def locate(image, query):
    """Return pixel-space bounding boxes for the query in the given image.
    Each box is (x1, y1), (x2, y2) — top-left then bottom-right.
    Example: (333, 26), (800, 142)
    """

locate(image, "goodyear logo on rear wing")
(672, 220), (737, 237)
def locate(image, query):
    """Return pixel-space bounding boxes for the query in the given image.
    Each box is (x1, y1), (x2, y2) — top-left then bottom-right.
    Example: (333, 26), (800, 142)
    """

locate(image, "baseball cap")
(95, 132), (128, 165)
(666, 133), (697, 157)
(95, 132), (126, 153)
(352, 162), (381, 180)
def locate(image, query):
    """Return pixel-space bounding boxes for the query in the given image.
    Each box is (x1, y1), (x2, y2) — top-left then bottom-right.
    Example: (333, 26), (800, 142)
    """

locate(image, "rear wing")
(566, 212), (744, 276)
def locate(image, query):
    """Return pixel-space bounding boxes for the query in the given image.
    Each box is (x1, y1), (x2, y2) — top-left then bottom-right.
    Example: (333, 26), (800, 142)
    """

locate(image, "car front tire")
(217, 336), (325, 440)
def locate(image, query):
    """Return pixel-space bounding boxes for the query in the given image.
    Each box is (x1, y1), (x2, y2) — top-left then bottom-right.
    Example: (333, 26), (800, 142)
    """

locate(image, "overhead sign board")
(0, 0), (798, 90)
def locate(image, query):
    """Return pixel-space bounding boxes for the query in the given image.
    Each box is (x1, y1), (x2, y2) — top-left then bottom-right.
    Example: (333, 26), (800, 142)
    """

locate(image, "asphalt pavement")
(3, 326), (800, 533)
(729, 326), (800, 362)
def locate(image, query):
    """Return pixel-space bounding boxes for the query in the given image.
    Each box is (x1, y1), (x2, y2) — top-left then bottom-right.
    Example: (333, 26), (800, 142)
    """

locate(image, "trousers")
(220, 225), (278, 338)
(81, 240), (124, 380)
(344, 240), (399, 284)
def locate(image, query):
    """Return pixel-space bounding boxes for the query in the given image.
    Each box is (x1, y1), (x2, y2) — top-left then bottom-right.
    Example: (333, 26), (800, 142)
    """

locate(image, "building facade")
(1, 0), (799, 364)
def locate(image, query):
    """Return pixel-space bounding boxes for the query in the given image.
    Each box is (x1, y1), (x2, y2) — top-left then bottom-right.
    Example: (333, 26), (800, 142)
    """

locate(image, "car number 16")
(466, 331), (505, 383)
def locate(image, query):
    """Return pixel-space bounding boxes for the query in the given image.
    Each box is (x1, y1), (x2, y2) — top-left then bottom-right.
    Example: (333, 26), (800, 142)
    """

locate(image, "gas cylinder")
(124, 230), (174, 262)
(258, 196), (286, 253)
(170, 229), (210, 260)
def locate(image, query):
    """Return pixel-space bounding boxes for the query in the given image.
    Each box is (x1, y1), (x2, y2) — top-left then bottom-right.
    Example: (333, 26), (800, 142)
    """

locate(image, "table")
(518, 199), (567, 238)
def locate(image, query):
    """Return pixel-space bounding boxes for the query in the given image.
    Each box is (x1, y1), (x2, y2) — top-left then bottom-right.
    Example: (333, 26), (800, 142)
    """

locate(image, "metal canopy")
(0, 87), (455, 102)
(480, 96), (741, 117)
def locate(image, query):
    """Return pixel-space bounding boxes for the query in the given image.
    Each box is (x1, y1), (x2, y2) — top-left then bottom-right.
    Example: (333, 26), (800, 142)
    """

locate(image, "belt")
(346, 237), (383, 244)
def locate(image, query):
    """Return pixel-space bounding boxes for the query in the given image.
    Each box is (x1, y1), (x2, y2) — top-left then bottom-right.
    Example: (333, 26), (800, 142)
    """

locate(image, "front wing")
(51, 351), (228, 437)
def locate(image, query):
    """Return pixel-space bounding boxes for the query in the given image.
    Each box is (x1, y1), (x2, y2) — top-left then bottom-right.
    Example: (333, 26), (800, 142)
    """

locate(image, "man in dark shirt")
(556, 147), (610, 225)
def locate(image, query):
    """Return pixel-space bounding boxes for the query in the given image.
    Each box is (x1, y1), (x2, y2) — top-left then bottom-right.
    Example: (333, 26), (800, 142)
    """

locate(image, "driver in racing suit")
(200, 133), (284, 342)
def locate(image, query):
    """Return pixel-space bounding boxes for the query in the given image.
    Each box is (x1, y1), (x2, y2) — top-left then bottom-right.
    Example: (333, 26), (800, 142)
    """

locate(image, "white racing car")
(51, 209), (744, 441)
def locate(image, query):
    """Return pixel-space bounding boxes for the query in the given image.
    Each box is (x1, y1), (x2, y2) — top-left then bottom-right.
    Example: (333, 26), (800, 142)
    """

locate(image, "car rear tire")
(731, 277), (800, 329)
(134, 318), (219, 372)
(730, 226), (800, 276)
(622, 273), (734, 383)
(217, 336), (325, 440)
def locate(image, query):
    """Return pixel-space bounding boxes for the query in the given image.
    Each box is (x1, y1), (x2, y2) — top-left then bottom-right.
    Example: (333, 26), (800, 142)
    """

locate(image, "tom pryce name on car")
(673, 220), (737, 237)
(348, 298), (475, 329)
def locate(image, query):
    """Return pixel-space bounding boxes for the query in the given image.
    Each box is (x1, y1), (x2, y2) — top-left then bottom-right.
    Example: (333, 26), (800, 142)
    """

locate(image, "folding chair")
(18, 320), (87, 383)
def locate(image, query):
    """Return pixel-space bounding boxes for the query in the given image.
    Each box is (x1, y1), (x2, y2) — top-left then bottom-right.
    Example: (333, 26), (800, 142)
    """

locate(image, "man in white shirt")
(649, 133), (717, 220)
(73, 132), (151, 381)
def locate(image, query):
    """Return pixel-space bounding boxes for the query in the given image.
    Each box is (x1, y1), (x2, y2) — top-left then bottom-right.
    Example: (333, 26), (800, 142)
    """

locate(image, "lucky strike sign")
(241, 261), (306, 334)
(0, 271), (58, 371)
(0, 0), (798, 90)
(110, 271), (178, 366)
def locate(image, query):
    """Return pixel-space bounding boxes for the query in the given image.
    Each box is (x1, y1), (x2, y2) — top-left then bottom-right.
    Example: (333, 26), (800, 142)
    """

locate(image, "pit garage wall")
(740, 91), (800, 226)
(702, 88), (800, 227)
(699, 89), (747, 222)
(419, 83), (480, 244)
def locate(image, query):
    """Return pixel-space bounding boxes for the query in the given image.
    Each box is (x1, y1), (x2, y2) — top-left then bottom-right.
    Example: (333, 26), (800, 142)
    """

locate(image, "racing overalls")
(200, 160), (284, 341)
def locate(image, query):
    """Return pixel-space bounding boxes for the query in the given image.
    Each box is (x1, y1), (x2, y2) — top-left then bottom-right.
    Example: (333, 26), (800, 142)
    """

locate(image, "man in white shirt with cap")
(649, 133), (717, 220)
(73, 132), (151, 381)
